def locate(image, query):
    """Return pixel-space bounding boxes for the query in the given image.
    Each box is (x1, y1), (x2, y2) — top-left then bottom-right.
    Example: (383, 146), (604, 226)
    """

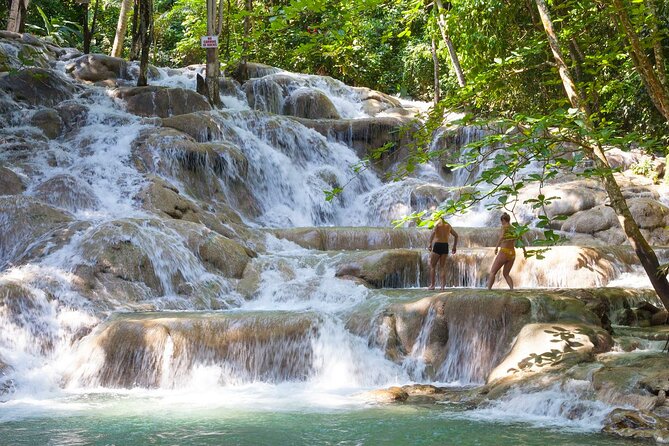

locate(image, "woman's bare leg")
(486, 254), (506, 289)
(502, 257), (515, 289)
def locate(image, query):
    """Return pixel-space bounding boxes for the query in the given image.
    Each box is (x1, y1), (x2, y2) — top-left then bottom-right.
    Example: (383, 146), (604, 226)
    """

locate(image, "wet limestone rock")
(294, 116), (419, 171)
(0, 34), (53, 72)
(30, 108), (63, 139)
(519, 180), (605, 220)
(628, 197), (669, 229)
(0, 196), (73, 267)
(79, 222), (165, 295)
(65, 54), (132, 83)
(162, 111), (223, 142)
(113, 86), (211, 118)
(283, 88), (340, 119)
(0, 166), (25, 195)
(487, 323), (611, 383)
(64, 312), (315, 388)
(34, 174), (100, 212)
(366, 386), (409, 403)
(164, 218), (254, 279)
(410, 184), (453, 211)
(0, 68), (77, 107)
(561, 205), (619, 234)
(227, 61), (283, 84)
(602, 409), (669, 443)
(55, 102), (89, 134)
(335, 249), (423, 288)
(593, 353), (669, 411)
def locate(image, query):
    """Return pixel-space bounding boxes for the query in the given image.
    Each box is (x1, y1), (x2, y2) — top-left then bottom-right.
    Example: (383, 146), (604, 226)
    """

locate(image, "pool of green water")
(0, 404), (643, 446)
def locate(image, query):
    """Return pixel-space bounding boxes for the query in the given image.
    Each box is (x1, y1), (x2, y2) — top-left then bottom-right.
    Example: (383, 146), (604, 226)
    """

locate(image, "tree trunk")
(111, 0), (133, 57)
(87, 0), (100, 52)
(611, 0), (669, 123)
(83, 2), (90, 54)
(435, 0), (466, 87)
(204, 0), (222, 106)
(136, 0), (153, 87)
(535, 0), (669, 309)
(431, 37), (440, 104)
(241, 0), (252, 65)
(129, 0), (141, 60)
(644, 0), (667, 89)
(7, 0), (29, 33)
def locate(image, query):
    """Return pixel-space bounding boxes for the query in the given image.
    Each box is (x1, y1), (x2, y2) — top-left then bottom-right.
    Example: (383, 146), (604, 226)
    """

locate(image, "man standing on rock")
(427, 217), (458, 290)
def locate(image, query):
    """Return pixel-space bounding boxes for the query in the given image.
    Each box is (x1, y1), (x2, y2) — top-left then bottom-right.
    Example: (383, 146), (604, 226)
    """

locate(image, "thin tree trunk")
(431, 37), (440, 104)
(82, 2), (90, 54)
(535, 0), (669, 309)
(435, 0), (466, 87)
(7, 0), (29, 33)
(241, 0), (252, 65)
(87, 0), (100, 52)
(111, 0), (133, 57)
(644, 0), (667, 89)
(611, 0), (669, 122)
(137, 0), (153, 86)
(129, 0), (141, 60)
(204, 0), (222, 106)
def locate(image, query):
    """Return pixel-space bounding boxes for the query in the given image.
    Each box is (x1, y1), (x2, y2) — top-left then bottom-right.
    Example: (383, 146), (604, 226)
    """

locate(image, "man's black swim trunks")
(432, 242), (449, 255)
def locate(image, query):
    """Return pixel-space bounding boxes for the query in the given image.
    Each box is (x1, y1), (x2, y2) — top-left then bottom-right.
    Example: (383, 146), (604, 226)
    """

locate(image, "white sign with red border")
(200, 35), (219, 49)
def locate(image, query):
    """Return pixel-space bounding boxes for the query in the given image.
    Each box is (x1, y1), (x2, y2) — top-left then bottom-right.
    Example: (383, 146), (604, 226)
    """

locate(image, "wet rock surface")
(113, 86), (211, 118)
(0, 68), (78, 106)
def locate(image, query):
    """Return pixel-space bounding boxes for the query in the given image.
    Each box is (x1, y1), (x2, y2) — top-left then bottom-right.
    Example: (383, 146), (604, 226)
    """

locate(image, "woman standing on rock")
(487, 212), (518, 290)
(427, 217), (458, 290)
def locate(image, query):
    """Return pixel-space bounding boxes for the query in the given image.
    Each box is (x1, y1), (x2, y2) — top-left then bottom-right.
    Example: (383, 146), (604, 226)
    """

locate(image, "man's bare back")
(432, 221), (453, 243)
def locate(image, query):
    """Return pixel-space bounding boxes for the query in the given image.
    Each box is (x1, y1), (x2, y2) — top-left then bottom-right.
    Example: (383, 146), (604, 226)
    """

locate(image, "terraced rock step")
(326, 246), (669, 289)
(62, 288), (665, 393)
(268, 226), (547, 251)
(64, 311), (319, 389)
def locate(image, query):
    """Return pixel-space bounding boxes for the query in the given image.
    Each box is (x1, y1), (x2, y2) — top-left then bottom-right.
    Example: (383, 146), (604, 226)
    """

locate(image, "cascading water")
(1, 39), (667, 445)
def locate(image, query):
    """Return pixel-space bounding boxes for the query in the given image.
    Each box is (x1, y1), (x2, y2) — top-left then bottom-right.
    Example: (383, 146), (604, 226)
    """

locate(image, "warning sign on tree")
(200, 35), (219, 48)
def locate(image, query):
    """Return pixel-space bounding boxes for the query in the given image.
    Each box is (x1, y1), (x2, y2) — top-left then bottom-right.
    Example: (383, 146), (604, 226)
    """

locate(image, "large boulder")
(161, 111), (224, 142)
(353, 86), (403, 117)
(65, 54), (132, 83)
(132, 128), (258, 218)
(34, 174), (100, 212)
(561, 205), (619, 234)
(30, 108), (63, 139)
(0, 35), (53, 72)
(136, 177), (245, 240)
(602, 409), (669, 443)
(294, 116), (418, 171)
(0, 196), (73, 267)
(335, 249), (424, 288)
(487, 323), (611, 383)
(283, 88), (340, 119)
(171, 220), (253, 279)
(113, 86), (211, 118)
(64, 312), (315, 388)
(0, 166), (25, 195)
(627, 197), (669, 229)
(227, 61), (283, 84)
(519, 180), (606, 219)
(0, 68), (77, 107)
(54, 102), (89, 134)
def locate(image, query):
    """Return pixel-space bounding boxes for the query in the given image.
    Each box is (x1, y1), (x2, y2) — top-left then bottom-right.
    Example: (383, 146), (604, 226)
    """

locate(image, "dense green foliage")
(7, 0), (669, 141)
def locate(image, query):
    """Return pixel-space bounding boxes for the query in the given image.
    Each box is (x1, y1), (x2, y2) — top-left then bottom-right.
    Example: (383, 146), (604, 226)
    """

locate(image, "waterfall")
(436, 295), (514, 384)
(1, 36), (666, 443)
